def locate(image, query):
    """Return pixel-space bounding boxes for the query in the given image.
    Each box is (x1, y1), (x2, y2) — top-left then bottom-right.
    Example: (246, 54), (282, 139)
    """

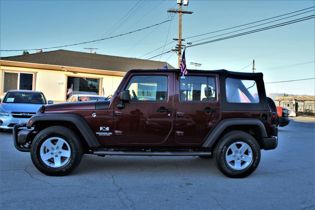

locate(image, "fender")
(29, 113), (101, 148)
(202, 118), (267, 148)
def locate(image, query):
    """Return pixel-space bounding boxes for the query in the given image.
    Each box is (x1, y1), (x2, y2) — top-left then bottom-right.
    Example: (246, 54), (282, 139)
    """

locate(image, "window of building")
(226, 78), (259, 103)
(180, 76), (216, 102)
(67, 77), (100, 98)
(3, 72), (34, 92)
(126, 75), (168, 101)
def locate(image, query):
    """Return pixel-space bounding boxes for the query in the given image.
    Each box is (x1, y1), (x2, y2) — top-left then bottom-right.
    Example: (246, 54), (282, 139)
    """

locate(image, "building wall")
(275, 99), (315, 115)
(0, 65), (124, 102)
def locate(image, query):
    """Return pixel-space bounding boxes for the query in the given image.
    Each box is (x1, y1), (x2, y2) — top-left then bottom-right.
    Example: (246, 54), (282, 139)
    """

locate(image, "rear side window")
(180, 76), (216, 102)
(225, 78), (259, 103)
(126, 76), (168, 101)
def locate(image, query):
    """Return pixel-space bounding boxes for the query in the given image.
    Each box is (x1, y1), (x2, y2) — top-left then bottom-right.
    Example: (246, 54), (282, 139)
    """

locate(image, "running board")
(93, 151), (212, 156)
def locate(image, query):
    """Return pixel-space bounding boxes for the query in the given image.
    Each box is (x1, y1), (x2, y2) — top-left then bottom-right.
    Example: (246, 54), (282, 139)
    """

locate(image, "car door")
(112, 73), (174, 146)
(174, 74), (220, 146)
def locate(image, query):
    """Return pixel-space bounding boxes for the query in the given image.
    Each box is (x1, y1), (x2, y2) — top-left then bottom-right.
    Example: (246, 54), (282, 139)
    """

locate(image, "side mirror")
(48, 100), (54, 104)
(119, 90), (130, 102)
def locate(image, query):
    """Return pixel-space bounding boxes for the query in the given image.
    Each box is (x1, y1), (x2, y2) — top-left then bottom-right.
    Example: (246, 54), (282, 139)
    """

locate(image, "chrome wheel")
(39, 137), (71, 168)
(225, 141), (253, 170)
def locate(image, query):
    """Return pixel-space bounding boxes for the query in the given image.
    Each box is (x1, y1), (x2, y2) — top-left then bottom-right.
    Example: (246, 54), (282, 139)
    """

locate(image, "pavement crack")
(111, 174), (136, 210)
(208, 194), (226, 210)
(23, 166), (53, 186)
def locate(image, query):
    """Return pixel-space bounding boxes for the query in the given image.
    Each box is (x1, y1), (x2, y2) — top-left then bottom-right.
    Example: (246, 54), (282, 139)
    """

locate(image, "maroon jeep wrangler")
(14, 69), (278, 178)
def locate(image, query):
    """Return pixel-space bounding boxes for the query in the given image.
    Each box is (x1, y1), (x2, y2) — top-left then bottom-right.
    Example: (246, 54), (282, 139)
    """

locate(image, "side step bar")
(93, 151), (212, 156)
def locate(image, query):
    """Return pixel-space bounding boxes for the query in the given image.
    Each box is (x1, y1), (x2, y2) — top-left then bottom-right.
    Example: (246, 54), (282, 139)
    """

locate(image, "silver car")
(0, 90), (51, 130)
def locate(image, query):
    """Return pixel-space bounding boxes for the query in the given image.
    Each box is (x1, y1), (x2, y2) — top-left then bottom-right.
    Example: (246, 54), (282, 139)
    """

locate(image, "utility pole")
(252, 59), (256, 73)
(168, 0), (192, 68)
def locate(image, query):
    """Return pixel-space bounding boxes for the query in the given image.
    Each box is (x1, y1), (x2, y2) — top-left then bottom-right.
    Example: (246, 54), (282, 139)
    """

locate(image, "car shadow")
(76, 155), (221, 177)
(0, 129), (13, 134)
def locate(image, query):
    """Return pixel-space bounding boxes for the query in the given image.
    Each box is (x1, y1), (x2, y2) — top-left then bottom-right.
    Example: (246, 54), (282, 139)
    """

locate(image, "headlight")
(0, 107), (10, 116)
(0, 112), (10, 116)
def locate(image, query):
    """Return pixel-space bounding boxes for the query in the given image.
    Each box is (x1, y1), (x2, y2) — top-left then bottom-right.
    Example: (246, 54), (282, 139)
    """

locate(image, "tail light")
(271, 112), (278, 125)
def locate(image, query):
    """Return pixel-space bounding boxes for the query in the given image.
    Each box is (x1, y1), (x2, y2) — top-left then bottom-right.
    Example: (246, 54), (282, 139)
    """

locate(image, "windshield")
(3, 92), (47, 104)
(78, 96), (106, 102)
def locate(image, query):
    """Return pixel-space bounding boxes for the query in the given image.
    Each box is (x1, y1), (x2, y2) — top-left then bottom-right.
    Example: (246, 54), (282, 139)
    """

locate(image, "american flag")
(180, 49), (187, 77)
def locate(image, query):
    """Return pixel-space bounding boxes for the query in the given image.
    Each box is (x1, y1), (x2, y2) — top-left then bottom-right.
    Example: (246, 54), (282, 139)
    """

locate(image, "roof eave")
(0, 60), (125, 77)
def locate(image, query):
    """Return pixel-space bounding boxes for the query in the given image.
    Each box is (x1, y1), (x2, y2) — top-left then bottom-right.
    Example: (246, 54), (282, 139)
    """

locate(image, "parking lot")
(0, 119), (314, 210)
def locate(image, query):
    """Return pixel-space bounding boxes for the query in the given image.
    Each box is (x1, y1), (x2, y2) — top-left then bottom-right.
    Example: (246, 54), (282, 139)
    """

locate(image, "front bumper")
(0, 115), (30, 130)
(262, 136), (278, 150)
(13, 124), (33, 152)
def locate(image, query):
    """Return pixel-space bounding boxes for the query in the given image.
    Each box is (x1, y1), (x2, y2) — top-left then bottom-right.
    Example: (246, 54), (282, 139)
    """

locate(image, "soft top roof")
(128, 69), (263, 78)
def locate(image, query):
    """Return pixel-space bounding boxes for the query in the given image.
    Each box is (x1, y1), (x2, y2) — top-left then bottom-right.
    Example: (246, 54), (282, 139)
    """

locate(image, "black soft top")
(128, 69), (263, 78)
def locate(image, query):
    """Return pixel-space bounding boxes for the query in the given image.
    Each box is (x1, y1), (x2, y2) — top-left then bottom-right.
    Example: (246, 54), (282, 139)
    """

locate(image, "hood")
(44, 101), (110, 112)
(0, 103), (43, 113)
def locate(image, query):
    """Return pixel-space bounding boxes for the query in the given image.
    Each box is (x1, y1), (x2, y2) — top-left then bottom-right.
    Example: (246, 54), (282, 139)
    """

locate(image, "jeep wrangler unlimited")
(13, 69), (278, 178)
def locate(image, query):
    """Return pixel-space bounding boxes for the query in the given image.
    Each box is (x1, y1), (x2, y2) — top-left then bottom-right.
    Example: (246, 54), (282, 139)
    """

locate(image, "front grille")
(11, 112), (36, 118)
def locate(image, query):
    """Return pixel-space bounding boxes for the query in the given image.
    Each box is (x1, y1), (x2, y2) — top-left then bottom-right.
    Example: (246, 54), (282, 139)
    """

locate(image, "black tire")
(214, 131), (261, 178)
(30, 126), (83, 176)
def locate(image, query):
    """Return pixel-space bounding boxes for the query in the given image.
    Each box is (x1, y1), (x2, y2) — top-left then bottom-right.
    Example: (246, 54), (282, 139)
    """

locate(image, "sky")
(0, 0), (314, 96)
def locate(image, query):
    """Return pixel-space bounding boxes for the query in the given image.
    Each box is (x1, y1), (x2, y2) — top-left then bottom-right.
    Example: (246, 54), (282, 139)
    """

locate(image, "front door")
(174, 75), (220, 146)
(113, 74), (173, 146)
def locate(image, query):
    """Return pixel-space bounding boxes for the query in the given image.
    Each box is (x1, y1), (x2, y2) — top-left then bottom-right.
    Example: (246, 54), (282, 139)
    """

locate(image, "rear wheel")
(30, 126), (83, 176)
(215, 131), (260, 178)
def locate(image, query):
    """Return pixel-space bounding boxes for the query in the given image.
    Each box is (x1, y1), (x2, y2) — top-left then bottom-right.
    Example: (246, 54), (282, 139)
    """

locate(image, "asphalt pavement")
(0, 119), (314, 210)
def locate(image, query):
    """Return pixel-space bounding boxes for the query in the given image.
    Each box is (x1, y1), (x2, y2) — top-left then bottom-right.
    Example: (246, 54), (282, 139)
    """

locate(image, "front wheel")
(30, 126), (83, 176)
(215, 131), (261, 178)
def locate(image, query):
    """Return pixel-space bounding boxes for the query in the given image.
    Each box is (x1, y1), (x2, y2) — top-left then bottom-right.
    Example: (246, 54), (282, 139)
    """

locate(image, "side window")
(126, 76), (168, 101)
(225, 78), (259, 103)
(180, 76), (216, 102)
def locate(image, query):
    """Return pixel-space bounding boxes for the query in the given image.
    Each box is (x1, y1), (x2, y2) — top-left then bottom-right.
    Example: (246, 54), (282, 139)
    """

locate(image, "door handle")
(114, 111), (122, 116)
(204, 107), (215, 114)
(176, 111), (184, 117)
(157, 106), (169, 113)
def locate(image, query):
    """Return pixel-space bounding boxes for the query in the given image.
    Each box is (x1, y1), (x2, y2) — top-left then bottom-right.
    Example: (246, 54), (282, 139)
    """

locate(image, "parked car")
(277, 106), (290, 127)
(14, 69), (278, 178)
(67, 94), (108, 102)
(0, 90), (52, 130)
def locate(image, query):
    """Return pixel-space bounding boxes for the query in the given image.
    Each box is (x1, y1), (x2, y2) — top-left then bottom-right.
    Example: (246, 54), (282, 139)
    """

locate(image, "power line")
(187, 15), (315, 48)
(185, 6), (314, 40)
(239, 63), (252, 71)
(105, 0), (144, 36)
(147, 50), (173, 60)
(148, 15), (314, 60)
(238, 60), (315, 72)
(165, 51), (176, 62)
(159, 17), (174, 61)
(140, 40), (174, 58)
(0, 19), (171, 52)
(266, 78), (315, 84)
(266, 61), (315, 70)
(142, 6), (314, 59)
(189, 9), (314, 44)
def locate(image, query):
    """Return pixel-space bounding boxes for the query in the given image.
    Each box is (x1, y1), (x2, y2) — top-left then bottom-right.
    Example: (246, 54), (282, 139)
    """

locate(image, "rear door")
(174, 74), (220, 146)
(111, 73), (174, 146)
